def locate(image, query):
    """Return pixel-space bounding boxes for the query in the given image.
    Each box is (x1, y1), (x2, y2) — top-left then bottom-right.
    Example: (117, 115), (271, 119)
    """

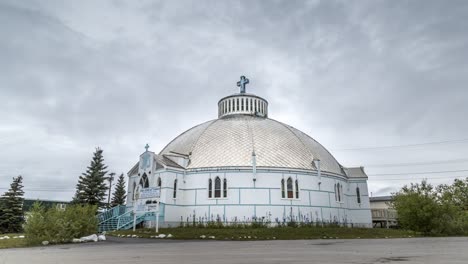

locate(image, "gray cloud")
(1, 0), (467, 200)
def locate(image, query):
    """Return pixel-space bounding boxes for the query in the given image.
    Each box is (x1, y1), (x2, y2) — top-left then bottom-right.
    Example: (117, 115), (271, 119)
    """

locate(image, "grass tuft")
(0, 234), (27, 249)
(108, 226), (419, 240)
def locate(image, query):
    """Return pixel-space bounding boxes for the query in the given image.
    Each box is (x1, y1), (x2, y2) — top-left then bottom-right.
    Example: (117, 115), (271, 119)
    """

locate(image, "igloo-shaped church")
(126, 76), (372, 227)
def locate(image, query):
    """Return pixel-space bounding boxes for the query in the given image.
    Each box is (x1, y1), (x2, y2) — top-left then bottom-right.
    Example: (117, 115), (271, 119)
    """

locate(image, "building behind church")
(126, 77), (372, 228)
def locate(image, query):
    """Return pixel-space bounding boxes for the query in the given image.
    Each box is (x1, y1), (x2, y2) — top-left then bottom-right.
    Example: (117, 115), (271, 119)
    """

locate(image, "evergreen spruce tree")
(0, 175), (25, 233)
(73, 148), (109, 208)
(111, 173), (127, 207)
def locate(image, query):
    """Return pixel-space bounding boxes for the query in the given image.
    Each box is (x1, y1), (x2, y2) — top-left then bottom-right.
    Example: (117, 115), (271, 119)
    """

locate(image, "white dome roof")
(160, 114), (344, 175)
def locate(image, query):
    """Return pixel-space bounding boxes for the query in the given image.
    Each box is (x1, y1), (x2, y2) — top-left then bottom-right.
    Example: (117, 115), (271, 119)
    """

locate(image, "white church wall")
(127, 167), (372, 227)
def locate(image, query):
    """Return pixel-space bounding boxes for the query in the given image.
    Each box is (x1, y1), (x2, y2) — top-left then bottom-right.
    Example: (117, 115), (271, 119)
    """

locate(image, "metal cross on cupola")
(145, 143), (150, 152)
(237, 75), (249, 93)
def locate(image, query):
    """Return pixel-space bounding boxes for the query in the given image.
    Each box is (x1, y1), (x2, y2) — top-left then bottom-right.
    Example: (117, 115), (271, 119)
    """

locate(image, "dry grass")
(109, 226), (418, 240)
(0, 234), (27, 249)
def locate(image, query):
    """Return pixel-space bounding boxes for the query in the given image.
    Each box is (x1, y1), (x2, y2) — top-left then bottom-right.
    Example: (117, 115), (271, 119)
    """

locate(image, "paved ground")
(0, 236), (467, 264)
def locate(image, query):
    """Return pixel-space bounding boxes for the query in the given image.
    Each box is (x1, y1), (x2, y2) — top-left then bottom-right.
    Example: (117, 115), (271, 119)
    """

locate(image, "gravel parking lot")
(0, 237), (466, 264)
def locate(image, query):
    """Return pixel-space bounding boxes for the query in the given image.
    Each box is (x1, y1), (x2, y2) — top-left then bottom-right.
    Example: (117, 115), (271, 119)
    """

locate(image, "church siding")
(126, 167), (371, 227)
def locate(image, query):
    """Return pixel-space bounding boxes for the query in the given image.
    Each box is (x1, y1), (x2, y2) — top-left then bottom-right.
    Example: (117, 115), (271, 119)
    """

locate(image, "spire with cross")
(237, 75), (249, 93)
(145, 143), (150, 152)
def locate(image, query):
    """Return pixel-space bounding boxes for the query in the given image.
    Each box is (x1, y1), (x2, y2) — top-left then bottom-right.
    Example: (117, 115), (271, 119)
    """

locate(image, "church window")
(281, 179), (285, 198)
(236, 98), (239, 111)
(157, 177), (161, 188)
(334, 184), (337, 200)
(214, 176), (221, 198)
(336, 183), (342, 202)
(295, 179), (299, 199)
(132, 182), (137, 201)
(223, 178), (227, 198)
(249, 98), (253, 112)
(140, 173), (149, 188)
(173, 179), (177, 199)
(241, 98), (244, 111)
(208, 178), (213, 198)
(341, 184), (344, 201)
(287, 177), (293, 198)
(356, 187), (361, 204)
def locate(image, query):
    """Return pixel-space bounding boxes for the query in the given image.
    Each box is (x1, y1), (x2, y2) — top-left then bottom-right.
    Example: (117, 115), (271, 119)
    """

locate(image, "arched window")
(281, 179), (285, 198)
(208, 178), (212, 198)
(337, 183), (341, 202)
(295, 179), (299, 199)
(241, 98), (244, 111)
(356, 187), (361, 204)
(140, 173), (149, 188)
(133, 182), (137, 201)
(157, 177), (161, 188)
(214, 177), (221, 198)
(173, 179), (177, 199)
(236, 98), (239, 111)
(340, 184), (343, 202)
(287, 177), (293, 198)
(223, 178), (227, 198)
(334, 184), (337, 201)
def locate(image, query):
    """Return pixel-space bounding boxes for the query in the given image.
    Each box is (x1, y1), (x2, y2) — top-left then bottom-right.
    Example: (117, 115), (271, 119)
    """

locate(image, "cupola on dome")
(160, 76), (344, 175)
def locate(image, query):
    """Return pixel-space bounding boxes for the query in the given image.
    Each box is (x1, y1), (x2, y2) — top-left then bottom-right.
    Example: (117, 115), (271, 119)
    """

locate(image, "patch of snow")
(167, 234), (173, 238)
(98, 235), (106, 241)
(158, 234), (166, 238)
(80, 234), (98, 242)
(72, 238), (81, 243)
(42, 241), (49, 246)
(200, 235), (206, 239)
(209, 236), (215, 239)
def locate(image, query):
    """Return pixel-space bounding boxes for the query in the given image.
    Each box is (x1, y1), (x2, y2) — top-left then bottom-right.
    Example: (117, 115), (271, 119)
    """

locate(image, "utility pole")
(107, 172), (116, 208)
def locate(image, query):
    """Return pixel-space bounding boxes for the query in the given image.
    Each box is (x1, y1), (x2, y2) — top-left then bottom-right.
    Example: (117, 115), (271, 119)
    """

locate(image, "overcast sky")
(1, 0), (467, 201)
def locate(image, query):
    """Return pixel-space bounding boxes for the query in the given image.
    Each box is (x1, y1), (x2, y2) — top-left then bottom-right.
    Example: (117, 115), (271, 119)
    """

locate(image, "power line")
(0, 188), (74, 192)
(369, 175), (465, 181)
(369, 169), (468, 176)
(365, 158), (468, 168)
(332, 138), (468, 151)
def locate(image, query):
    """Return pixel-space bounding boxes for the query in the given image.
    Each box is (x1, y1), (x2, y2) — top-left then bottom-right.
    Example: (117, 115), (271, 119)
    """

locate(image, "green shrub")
(24, 202), (98, 245)
(393, 179), (468, 236)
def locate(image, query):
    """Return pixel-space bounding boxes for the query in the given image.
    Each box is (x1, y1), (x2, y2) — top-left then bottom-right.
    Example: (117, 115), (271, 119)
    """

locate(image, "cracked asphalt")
(0, 236), (466, 264)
